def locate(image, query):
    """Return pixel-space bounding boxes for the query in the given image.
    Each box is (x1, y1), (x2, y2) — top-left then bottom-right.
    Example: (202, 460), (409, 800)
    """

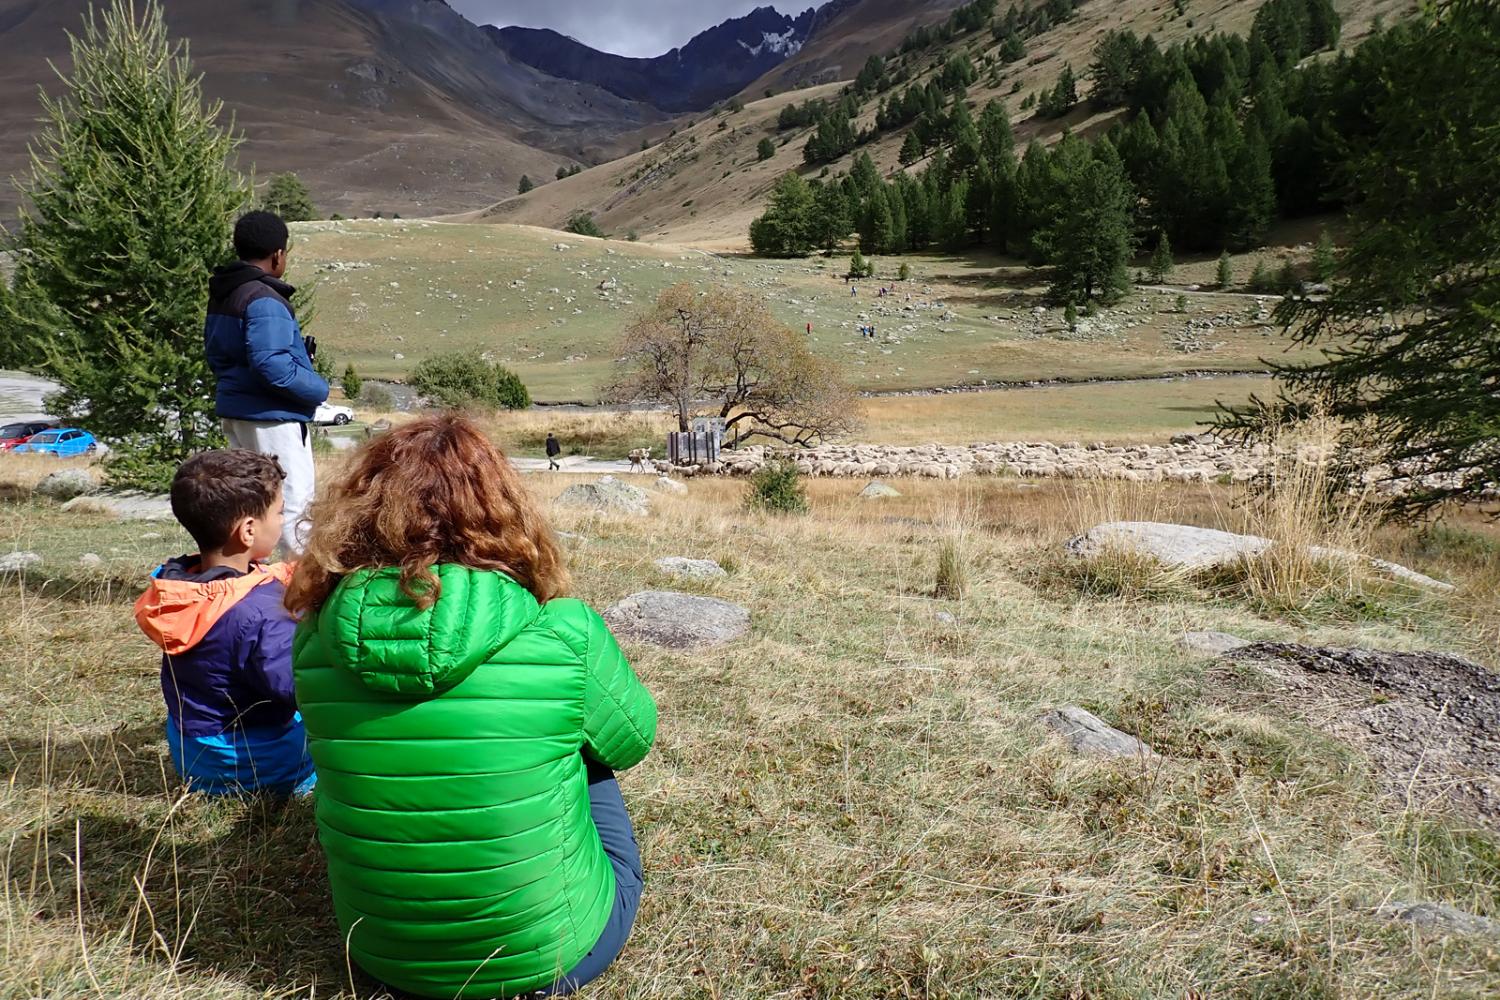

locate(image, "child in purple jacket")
(134, 450), (314, 796)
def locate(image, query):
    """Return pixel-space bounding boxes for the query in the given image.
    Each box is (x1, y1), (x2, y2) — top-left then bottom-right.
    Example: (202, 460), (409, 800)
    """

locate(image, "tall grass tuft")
(933, 497), (979, 600)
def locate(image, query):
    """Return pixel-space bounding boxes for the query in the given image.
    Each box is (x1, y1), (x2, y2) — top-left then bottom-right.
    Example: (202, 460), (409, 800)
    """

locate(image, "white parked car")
(314, 402), (355, 426)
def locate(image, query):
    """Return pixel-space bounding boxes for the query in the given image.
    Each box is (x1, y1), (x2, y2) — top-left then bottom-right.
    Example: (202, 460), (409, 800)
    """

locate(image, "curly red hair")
(285, 413), (569, 616)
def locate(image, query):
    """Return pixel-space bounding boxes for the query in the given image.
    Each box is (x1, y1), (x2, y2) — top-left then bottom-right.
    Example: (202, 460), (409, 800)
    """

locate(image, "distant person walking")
(546, 431), (562, 471)
(205, 211), (329, 555)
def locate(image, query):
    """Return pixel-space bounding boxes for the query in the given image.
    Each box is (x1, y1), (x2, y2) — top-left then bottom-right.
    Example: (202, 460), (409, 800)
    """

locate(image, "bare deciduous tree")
(604, 283), (859, 447)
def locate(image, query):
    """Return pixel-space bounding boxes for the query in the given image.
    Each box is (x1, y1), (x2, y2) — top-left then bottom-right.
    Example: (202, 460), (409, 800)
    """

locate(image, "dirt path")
(0, 371), (58, 421)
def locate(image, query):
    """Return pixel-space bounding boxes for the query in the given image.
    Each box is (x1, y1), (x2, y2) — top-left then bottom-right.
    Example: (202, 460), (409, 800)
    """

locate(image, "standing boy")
(135, 451), (315, 797)
(205, 211), (328, 555)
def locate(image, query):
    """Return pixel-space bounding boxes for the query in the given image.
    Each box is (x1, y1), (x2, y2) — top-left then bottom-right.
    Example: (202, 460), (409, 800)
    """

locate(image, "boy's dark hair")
(170, 450), (286, 552)
(233, 210), (289, 261)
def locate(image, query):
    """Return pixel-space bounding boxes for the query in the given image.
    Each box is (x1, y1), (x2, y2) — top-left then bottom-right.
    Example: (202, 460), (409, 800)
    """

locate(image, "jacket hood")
(135, 559), (295, 655)
(209, 261), (295, 301)
(308, 565), (541, 699)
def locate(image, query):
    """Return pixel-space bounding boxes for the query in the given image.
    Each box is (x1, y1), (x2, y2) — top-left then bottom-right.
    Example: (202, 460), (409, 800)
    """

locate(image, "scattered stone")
(653, 557), (728, 581)
(556, 476), (651, 516)
(34, 469), (96, 502)
(934, 611), (957, 625)
(1179, 631), (1252, 656)
(61, 492), (173, 521)
(603, 591), (750, 649)
(0, 551), (41, 573)
(859, 480), (902, 499)
(654, 476), (688, 496)
(1041, 707), (1157, 759)
(78, 553), (104, 568)
(1378, 902), (1500, 938)
(556, 531), (589, 546)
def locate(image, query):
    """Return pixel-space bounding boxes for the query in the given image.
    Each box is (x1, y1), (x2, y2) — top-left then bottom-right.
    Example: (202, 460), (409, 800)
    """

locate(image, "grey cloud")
(447, 1), (795, 58)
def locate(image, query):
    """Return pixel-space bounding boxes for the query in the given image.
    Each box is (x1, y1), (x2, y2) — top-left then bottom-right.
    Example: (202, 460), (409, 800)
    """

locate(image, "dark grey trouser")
(539, 761), (644, 996)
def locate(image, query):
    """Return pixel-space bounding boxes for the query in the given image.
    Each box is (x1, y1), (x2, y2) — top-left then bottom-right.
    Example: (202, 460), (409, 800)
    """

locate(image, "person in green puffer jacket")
(286, 414), (657, 999)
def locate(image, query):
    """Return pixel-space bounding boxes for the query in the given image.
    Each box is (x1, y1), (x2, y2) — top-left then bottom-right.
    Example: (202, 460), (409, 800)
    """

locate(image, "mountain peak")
(488, 0), (849, 112)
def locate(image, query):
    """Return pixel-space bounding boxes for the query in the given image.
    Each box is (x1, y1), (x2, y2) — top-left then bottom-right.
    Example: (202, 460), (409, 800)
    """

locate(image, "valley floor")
(2, 456), (1498, 999)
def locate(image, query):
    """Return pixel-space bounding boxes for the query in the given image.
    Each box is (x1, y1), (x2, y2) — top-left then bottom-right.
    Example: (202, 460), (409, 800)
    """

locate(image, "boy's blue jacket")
(135, 557), (314, 795)
(204, 262), (329, 423)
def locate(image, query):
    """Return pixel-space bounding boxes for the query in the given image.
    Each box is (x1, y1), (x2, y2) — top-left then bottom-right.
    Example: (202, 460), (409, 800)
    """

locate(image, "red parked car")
(0, 421), (57, 452)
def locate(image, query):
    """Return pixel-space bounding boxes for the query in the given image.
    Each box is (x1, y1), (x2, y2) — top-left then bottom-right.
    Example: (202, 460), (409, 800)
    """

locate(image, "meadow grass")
(2, 461), (1499, 998)
(292, 221), (1319, 403)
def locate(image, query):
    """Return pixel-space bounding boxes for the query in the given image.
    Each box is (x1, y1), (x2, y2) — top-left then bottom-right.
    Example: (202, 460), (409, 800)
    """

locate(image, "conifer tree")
(1313, 229), (1336, 282)
(517, 174), (535, 194)
(263, 173), (315, 222)
(1147, 233), (1174, 283)
(3, 0), (247, 488)
(342, 363), (362, 401)
(1216, 251), (1234, 288)
(1226, 0), (1499, 515)
(1044, 142), (1134, 305)
(898, 131), (924, 166)
(749, 172), (817, 257)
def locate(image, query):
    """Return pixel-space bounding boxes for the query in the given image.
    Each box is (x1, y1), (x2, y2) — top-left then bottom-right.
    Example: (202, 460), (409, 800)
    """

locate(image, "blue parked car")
(13, 428), (98, 458)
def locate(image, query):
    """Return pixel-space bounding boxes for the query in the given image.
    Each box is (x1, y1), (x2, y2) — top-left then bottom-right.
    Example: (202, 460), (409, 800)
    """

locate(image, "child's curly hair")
(285, 413), (569, 615)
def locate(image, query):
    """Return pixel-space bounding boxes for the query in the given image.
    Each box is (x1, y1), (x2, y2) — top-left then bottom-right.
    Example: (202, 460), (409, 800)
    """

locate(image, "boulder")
(1378, 902), (1500, 938)
(603, 591), (749, 649)
(60, 492), (173, 521)
(34, 469), (96, 502)
(1178, 631), (1252, 656)
(556, 476), (650, 516)
(653, 557), (728, 581)
(1041, 707), (1157, 759)
(0, 551), (42, 573)
(1066, 522), (1270, 571)
(654, 477), (688, 496)
(859, 480), (902, 499)
(1067, 522), (1455, 592)
(78, 553), (104, 568)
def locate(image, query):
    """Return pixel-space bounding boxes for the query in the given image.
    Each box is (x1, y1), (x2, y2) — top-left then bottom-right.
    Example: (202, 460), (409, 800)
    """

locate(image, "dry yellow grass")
(2, 457), (1498, 998)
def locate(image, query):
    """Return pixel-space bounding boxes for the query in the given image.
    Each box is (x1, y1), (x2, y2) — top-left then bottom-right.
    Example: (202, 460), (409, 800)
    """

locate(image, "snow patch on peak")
(738, 29), (804, 59)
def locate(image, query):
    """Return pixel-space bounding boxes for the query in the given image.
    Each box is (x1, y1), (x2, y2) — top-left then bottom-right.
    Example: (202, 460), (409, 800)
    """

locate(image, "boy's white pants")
(221, 418), (315, 556)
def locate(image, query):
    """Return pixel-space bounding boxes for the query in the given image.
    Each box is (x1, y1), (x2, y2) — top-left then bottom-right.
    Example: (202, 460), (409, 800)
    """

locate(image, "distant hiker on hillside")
(205, 210), (328, 556)
(287, 415), (656, 1000)
(135, 450), (315, 798)
(546, 431), (562, 471)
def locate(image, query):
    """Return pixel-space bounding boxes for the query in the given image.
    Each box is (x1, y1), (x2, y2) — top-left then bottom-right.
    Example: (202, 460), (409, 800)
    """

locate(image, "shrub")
(565, 210), (604, 238)
(410, 352), (531, 411)
(342, 363), (362, 401)
(517, 174), (534, 195)
(1248, 259), (1276, 293)
(745, 461), (809, 514)
(1216, 251), (1234, 288)
(898, 261), (912, 281)
(360, 383), (396, 411)
(757, 137), (776, 161)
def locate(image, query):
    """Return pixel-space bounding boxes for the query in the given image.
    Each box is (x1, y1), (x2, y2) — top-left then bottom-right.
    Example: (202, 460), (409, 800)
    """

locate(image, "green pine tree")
(1313, 229), (1337, 282)
(342, 363), (362, 401)
(898, 131), (924, 166)
(1044, 142), (1134, 305)
(1216, 251), (1234, 289)
(263, 172), (315, 222)
(2, 0), (247, 489)
(757, 137), (776, 161)
(517, 174), (535, 194)
(749, 172), (818, 256)
(1147, 233), (1174, 283)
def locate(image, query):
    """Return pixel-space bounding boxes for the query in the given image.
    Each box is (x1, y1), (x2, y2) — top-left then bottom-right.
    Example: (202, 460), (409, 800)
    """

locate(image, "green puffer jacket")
(292, 565), (657, 1000)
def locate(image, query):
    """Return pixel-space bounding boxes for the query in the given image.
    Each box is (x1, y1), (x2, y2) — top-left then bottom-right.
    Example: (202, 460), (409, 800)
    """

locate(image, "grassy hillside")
(469, 0), (1417, 248)
(3, 455), (1498, 998)
(296, 219), (1319, 403)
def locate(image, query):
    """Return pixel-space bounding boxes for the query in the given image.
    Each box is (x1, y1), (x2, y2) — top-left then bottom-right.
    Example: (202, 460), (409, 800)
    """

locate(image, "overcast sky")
(447, 1), (797, 58)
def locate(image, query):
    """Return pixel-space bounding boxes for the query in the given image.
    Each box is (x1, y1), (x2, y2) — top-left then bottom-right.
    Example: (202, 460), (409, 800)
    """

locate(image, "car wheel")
(86, 443), (98, 455)
(334, 413), (351, 426)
